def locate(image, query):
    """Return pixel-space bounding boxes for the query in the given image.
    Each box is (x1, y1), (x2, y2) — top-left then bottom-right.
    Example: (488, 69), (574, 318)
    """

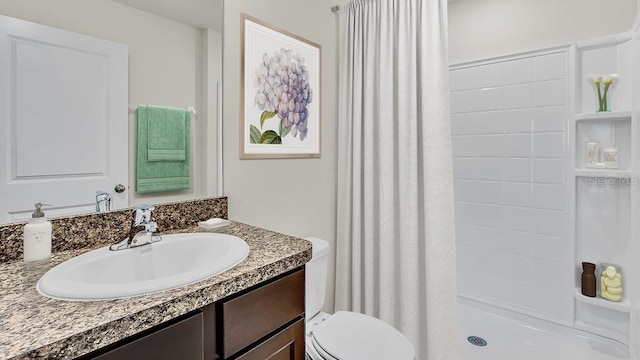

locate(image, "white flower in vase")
(600, 73), (618, 112)
(589, 73), (618, 112)
(602, 73), (618, 85)
(589, 74), (602, 85)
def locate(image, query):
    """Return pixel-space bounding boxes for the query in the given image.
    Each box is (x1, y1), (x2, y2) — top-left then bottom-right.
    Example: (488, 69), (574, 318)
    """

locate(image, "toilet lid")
(311, 311), (415, 360)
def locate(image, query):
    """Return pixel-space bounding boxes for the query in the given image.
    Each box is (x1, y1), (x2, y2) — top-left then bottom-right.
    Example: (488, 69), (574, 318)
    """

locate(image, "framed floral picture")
(240, 14), (321, 159)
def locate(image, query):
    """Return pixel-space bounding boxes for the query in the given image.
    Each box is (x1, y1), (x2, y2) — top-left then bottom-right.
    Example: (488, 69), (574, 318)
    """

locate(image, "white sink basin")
(37, 233), (250, 301)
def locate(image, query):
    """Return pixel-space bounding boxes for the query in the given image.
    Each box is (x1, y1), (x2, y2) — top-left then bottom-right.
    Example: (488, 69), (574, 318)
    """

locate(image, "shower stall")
(450, 26), (640, 359)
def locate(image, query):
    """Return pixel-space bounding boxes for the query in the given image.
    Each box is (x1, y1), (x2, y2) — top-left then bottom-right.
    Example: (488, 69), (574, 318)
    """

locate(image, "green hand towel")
(147, 105), (187, 161)
(136, 105), (190, 193)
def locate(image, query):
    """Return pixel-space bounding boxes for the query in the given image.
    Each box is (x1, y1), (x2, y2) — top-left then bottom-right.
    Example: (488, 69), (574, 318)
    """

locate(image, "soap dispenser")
(23, 203), (52, 262)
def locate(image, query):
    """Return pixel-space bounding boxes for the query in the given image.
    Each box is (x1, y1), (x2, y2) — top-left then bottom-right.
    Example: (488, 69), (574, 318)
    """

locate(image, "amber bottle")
(581, 262), (597, 297)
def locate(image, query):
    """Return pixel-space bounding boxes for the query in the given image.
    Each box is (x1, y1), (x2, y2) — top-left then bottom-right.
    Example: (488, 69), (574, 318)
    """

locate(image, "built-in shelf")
(573, 288), (630, 313)
(575, 111), (632, 122)
(575, 169), (633, 178)
(575, 114), (632, 170)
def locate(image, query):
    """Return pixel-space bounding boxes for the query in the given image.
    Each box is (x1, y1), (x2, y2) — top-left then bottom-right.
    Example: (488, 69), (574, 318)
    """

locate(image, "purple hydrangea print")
(250, 48), (313, 144)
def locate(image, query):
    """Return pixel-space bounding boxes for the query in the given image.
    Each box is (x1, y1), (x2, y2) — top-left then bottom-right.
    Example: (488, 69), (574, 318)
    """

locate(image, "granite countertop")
(0, 221), (312, 359)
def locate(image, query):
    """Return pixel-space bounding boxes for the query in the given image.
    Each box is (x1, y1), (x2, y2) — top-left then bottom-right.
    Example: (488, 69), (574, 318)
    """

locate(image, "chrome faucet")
(110, 204), (162, 251)
(95, 191), (112, 212)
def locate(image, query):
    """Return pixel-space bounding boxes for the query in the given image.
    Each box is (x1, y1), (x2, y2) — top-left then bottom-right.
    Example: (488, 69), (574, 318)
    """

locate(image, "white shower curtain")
(335, 0), (457, 359)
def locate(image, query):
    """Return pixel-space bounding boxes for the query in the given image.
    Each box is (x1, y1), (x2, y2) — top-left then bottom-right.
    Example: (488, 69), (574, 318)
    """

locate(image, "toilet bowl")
(304, 237), (415, 360)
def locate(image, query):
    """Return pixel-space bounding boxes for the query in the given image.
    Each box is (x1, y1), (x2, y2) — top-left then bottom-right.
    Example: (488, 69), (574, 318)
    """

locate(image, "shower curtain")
(335, 0), (457, 358)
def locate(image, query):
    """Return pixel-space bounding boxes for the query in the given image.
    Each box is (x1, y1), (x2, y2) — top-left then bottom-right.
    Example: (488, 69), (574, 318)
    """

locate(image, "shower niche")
(571, 34), (636, 344)
(575, 112), (631, 175)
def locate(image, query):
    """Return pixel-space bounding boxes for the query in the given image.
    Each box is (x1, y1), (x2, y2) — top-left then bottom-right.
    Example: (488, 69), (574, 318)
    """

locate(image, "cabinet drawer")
(218, 268), (304, 358)
(236, 319), (305, 360)
(92, 311), (203, 360)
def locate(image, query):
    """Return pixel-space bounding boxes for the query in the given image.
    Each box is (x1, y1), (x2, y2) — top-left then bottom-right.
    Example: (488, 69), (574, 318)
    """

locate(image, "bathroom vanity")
(0, 198), (312, 359)
(87, 268), (305, 360)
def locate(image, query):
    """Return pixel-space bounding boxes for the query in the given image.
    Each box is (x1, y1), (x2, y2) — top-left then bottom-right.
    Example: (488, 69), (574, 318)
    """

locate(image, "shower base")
(458, 297), (630, 360)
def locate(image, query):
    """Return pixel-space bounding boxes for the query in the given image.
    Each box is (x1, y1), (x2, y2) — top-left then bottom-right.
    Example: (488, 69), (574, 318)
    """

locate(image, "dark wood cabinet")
(217, 268), (305, 358)
(91, 311), (204, 360)
(83, 268), (305, 360)
(235, 319), (305, 360)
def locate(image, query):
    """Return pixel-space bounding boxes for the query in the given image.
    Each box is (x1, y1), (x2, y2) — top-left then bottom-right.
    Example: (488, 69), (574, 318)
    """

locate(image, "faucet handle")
(133, 204), (154, 211)
(132, 204), (154, 224)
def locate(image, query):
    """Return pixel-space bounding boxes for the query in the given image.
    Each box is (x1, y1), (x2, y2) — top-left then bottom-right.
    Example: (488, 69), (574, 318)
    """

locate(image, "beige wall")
(223, 0), (338, 311)
(0, 0), (222, 207)
(449, 0), (638, 64)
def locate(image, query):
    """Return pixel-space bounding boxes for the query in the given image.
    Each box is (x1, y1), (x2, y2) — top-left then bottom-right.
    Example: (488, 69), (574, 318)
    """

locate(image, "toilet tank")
(304, 237), (330, 321)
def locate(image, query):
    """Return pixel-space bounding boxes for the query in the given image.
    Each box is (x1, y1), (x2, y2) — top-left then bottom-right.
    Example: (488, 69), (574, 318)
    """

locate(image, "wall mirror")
(0, 0), (223, 225)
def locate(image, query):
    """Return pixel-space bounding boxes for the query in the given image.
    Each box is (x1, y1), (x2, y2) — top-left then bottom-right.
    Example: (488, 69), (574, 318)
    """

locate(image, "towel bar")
(129, 106), (196, 121)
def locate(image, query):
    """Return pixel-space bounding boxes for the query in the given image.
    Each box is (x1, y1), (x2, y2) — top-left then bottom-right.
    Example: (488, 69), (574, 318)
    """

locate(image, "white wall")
(451, 50), (572, 324)
(449, 0), (638, 64)
(223, 0), (338, 312)
(0, 0), (222, 207)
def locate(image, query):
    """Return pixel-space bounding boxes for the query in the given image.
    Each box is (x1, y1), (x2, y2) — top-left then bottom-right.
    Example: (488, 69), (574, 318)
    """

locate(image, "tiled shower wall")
(450, 50), (572, 323)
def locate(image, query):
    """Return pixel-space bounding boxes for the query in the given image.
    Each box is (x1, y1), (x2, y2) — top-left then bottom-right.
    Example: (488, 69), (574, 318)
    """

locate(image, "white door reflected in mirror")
(0, 15), (129, 223)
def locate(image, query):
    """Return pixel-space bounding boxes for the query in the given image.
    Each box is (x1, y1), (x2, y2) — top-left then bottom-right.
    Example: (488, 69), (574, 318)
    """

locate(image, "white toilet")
(304, 237), (416, 360)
